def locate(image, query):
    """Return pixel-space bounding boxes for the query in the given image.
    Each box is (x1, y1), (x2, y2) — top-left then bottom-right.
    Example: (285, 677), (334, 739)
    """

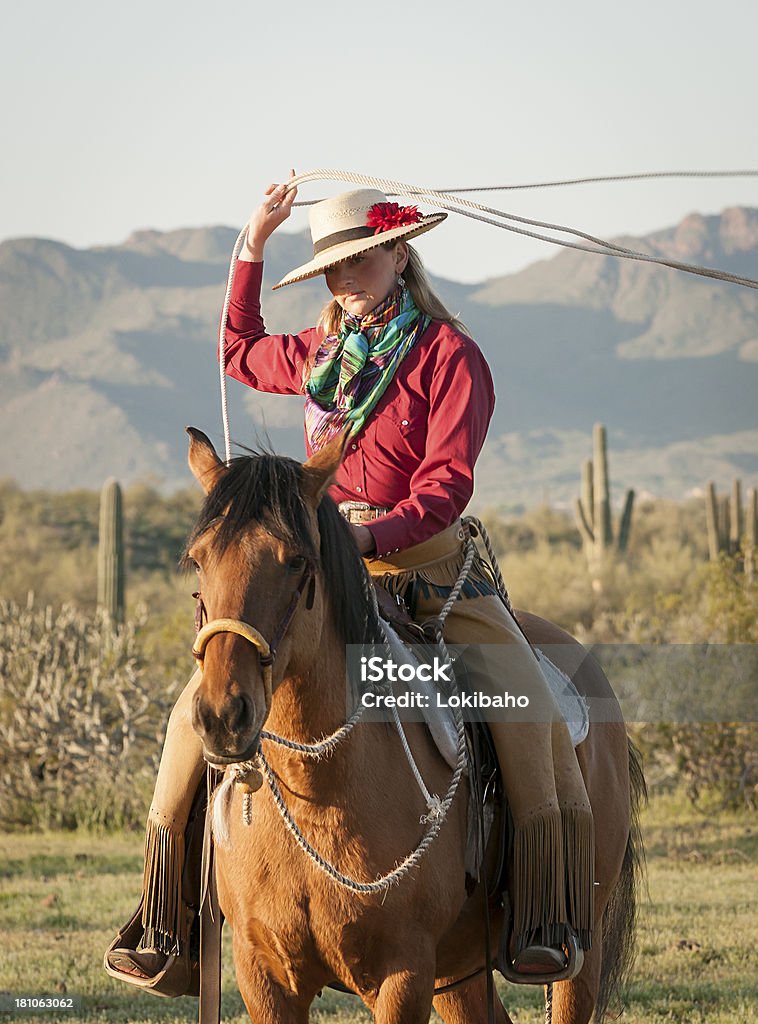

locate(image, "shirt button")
(401, 419), (409, 426)
(351, 443), (357, 450)
(355, 486), (362, 493)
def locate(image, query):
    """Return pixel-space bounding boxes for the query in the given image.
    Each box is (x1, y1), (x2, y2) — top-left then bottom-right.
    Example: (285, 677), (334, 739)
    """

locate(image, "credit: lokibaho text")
(358, 655), (530, 709)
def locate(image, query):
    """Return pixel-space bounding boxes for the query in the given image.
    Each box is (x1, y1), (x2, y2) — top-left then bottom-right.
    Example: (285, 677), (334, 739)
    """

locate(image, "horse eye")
(287, 555), (307, 573)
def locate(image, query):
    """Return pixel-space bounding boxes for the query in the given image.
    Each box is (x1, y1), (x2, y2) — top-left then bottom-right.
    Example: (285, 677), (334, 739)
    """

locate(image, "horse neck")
(262, 610), (362, 785)
(257, 596), (442, 842)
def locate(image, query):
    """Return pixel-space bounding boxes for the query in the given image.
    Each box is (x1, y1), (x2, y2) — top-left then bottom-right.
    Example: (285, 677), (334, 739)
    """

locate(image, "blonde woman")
(105, 177), (594, 992)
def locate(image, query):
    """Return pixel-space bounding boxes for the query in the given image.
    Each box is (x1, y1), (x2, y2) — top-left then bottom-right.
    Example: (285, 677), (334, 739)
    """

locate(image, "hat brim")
(272, 213), (448, 290)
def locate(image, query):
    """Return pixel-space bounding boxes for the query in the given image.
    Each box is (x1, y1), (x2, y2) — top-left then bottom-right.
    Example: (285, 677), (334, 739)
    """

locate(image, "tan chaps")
(367, 520), (594, 951)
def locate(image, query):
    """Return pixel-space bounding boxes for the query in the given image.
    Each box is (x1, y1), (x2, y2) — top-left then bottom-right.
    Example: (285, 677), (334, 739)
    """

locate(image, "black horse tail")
(594, 737), (647, 1023)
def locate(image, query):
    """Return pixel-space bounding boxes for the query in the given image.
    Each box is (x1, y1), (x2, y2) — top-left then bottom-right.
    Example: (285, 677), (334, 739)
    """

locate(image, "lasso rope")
(423, 528), (478, 642)
(281, 169), (758, 290)
(255, 730), (466, 895)
(260, 704), (366, 758)
(218, 226), (248, 461)
(219, 644), (468, 894)
(293, 168), (758, 202)
(217, 167), (758, 460)
(465, 515), (514, 613)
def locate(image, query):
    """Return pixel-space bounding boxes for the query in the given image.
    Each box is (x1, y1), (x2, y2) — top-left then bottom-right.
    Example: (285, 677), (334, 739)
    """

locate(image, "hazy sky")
(2, 0), (757, 282)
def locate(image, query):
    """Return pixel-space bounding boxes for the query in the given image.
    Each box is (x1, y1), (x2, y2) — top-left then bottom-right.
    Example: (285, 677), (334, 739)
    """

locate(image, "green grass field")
(1, 794), (756, 1024)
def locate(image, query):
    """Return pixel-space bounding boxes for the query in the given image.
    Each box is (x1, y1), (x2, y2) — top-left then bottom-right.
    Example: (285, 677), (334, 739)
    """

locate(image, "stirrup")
(497, 928), (584, 986)
(103, 897), (199, 998)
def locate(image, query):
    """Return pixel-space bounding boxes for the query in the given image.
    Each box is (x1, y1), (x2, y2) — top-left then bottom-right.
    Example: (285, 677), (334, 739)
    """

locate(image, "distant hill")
(2, 208), (757, 507)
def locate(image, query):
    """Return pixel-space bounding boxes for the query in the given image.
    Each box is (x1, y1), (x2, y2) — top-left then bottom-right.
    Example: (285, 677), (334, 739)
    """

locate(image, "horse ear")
(186, 426), (227, 495)
(301, 430), (350, 506)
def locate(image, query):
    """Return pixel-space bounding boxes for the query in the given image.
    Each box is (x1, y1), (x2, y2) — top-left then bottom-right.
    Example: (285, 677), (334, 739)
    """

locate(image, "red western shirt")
(221, 260), (495, 557)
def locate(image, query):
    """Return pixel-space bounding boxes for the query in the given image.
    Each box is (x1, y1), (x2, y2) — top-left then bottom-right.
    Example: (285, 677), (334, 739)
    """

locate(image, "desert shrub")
(632, 722), (757, 810)
(124, 482), (200, 574)
(0, 598), (176, 829)
(1, 484), (754, 819)
(0, 480), (200, 611)
(480, 504), (757, 809)
(600, 558), (758, 809)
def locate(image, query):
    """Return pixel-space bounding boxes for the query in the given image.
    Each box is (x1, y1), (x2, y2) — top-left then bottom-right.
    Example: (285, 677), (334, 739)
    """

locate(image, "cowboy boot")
(104, 669), (206, 995)
(491, 716), (593, 980)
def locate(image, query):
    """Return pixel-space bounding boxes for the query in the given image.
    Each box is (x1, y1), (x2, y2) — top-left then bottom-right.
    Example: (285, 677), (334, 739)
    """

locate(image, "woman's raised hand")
(243, 170), (298, 261)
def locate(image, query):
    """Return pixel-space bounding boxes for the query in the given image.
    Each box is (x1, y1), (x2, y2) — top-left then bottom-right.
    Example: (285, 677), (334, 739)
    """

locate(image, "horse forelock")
(183, 453), (316, 563)
(182, 451), (383, 650)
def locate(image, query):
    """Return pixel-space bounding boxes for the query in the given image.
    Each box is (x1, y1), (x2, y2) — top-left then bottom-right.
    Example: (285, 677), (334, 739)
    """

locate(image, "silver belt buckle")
(338, 501), (390, 523)
(338, 501), (373, 518)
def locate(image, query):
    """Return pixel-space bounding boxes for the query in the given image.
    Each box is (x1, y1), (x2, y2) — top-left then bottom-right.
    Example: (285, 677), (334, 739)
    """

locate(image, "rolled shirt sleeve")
(221, 260), (320, 396)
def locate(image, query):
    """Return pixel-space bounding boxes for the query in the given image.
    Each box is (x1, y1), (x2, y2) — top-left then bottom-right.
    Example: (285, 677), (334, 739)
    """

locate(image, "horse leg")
(548, 941), (602, 1024)
(231, 935), (310, 1024)
(433, 973), (514, 1024)
(372, 962), (436, 1024)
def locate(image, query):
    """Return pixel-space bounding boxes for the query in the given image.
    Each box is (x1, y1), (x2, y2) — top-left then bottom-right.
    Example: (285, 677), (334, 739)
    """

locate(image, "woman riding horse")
(105, 176), (595, 990)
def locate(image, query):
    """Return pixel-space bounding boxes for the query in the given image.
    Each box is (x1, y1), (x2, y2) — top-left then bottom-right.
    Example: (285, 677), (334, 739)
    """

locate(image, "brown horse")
(184, 427), (645, 1024)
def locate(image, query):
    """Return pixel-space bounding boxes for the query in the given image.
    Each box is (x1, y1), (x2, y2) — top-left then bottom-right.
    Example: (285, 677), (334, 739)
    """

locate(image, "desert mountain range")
(1, 207), (757, 509)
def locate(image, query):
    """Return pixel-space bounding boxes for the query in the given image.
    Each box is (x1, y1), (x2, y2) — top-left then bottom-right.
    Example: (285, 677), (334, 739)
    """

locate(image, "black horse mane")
(183, 450), (384, 648)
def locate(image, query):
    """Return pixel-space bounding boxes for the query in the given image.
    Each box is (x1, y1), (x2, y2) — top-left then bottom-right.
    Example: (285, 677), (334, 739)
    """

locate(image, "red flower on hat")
(366, 202), (421, 235)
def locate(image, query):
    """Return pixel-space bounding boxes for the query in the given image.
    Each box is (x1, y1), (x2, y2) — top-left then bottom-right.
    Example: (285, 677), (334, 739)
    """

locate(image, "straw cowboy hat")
(273, 188), (447, 289)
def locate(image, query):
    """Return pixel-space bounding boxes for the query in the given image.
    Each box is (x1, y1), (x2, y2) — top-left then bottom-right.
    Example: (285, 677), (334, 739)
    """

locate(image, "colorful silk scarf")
(304, 285), (429, 452)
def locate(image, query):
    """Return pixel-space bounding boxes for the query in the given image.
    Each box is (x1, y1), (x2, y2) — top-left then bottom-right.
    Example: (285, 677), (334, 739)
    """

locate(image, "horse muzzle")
(200, 736), (261, 768)
(191, 618), (274, 762)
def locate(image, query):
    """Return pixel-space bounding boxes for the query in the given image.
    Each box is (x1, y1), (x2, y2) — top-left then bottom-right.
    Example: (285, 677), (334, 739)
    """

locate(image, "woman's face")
(324, 242), (408, 318)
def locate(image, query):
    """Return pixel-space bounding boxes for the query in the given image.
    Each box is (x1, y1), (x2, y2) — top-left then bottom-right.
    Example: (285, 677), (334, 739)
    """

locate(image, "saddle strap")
(199, 775), (224, 1024)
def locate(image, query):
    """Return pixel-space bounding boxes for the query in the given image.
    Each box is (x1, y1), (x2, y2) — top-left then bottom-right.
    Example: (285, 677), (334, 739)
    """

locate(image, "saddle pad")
(535, 647), (590, 748)
(380, 625), (589, 771)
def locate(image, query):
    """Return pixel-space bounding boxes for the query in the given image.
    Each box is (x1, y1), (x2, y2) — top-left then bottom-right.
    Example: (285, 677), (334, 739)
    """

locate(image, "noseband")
(191, 561), (317, 717)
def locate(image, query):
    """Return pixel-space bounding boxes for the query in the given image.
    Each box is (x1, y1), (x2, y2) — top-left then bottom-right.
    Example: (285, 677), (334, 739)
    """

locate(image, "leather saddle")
(371, 579), (430, 645)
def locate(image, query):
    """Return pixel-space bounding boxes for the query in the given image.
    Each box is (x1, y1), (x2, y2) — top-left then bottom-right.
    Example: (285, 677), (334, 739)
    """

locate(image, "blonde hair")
(317, 242), (469, 337)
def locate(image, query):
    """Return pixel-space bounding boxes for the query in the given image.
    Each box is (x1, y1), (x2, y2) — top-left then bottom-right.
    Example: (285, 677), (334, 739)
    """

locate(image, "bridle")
(191, 560), (317, 718)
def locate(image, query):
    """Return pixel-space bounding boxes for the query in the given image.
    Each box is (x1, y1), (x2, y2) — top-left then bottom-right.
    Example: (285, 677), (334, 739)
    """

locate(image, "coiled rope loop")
(280, 169), (758, 290)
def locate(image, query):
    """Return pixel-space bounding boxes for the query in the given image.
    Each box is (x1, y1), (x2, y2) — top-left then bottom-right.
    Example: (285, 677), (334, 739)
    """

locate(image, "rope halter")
(192, 618), (274, 712)
(191, 560), (317, 720)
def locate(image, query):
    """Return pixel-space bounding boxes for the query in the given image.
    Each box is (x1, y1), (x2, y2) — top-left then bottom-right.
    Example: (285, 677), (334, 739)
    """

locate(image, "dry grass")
(0, 793), (756, 1023)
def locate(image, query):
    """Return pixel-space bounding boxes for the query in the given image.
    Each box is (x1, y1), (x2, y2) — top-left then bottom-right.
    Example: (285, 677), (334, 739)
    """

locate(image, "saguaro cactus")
(746, 488), (757, 582)
(97, 478), (125, 624)
(706, 479), (757, 578)
(574, 423), (635, 567)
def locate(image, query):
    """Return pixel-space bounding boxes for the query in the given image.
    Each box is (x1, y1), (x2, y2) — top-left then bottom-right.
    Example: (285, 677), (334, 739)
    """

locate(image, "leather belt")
(338, 501), (389, 524)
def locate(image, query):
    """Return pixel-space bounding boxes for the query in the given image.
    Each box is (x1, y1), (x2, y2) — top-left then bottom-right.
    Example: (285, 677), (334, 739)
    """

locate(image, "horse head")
(184, 427), (353, 766)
